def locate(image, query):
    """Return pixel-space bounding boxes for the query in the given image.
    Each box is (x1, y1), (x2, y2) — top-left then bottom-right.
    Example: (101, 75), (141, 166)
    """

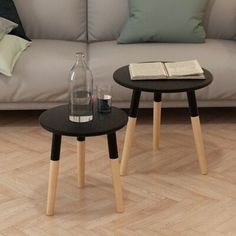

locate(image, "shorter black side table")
(113, 65), (213, 176)
(39, 105), (128, 215)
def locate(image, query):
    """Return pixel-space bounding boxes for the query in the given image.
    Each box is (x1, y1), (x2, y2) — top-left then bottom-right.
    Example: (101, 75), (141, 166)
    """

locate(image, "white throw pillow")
(0, 17), (18, 40)
(0, 34), (31, 77)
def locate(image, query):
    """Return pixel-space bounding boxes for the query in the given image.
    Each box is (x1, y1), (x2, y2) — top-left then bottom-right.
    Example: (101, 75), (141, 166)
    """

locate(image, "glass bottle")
(69, 53), (93, 123)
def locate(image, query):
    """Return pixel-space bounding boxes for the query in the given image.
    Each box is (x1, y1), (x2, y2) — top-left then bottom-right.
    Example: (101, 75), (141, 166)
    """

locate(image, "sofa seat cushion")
(88, 39), (236, 104)
(0, 39), (87, 102)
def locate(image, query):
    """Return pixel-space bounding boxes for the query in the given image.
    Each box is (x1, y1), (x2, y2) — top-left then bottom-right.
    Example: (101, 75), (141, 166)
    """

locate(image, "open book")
(129, 60), (205, 80)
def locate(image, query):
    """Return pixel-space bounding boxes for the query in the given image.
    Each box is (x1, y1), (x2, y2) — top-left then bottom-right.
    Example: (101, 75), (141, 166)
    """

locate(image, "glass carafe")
(69, 53), (93, 123)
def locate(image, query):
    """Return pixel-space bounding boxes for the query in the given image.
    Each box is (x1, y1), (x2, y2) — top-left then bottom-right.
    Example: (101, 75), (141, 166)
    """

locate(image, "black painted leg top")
(187, 91), (199, 117)
(107, 132), (118, 159)
(51, 134), (61, 161)
(154, 92), (162, 102)
(129, 90), (141, 118)
(77, 137), (85, 142)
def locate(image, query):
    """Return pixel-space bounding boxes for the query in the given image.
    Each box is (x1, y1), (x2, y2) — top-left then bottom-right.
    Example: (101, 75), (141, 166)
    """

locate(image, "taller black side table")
(39, 105), (128, 215)
(113, 65), (213, 176)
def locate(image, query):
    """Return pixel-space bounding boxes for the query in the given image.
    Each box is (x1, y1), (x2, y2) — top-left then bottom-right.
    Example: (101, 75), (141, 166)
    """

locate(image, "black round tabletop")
(39, 105), (128, 137)
(113, 65), (213, 93)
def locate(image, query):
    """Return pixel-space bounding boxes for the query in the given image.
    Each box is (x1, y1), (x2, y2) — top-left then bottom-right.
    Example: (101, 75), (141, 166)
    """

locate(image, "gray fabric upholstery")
(88, 0), (236, 41)
(0, 40), (87, 102)
(2, 100), (236, 110)
(88, 40), (236, 104)
(14, 0), (87, 41)
(88, 0), (129, 42)
(204, 0), (236, 40)
(0, 1), (235, 110)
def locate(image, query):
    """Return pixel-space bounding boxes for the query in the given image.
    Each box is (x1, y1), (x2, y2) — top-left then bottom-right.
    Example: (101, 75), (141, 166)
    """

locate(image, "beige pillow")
(0, 34), (31, 77)
(0, 17), (18, 40)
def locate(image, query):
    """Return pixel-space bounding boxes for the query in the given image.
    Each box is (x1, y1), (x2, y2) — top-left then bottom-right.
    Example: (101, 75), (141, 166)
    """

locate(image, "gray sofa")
(0, 0), (235, 110)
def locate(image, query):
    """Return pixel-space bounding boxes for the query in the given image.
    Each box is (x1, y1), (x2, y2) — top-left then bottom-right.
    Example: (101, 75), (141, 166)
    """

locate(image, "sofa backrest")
(88, 0), (236, 42)
(88, 0), (129, 42)
(14, 0), (86, 41)
(204, 0), (236, 40)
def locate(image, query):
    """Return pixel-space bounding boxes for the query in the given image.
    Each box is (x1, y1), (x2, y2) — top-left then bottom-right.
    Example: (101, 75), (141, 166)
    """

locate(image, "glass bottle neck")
(75, 53), (85, 66)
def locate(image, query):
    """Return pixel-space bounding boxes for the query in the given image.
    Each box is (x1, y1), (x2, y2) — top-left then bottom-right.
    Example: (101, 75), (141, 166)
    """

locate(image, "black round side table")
(113, 65), (213, 176)
(39, 105), (128, 215)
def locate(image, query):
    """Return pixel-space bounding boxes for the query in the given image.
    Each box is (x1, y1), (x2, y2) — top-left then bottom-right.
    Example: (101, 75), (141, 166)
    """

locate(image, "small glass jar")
(97, 85), (112, 113)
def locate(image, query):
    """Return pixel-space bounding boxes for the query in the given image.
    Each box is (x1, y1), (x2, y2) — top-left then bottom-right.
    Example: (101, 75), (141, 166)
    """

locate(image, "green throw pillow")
(0, 34), (31, 77)
(118, 0), (209, 44)
(0, 17), (18, 40)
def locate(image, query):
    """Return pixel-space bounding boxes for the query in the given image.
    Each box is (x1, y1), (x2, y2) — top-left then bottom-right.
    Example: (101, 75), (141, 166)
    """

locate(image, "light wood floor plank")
(0, 108), (236, 235)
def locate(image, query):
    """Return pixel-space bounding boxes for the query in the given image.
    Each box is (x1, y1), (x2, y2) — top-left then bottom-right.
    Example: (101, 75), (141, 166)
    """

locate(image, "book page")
(165, 60), (204, 77)
(129, 62), (168, 80)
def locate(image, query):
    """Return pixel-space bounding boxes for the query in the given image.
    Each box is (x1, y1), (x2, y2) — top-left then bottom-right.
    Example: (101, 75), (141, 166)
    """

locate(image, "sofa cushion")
(118, 0), (208, 44)
(88, 40), (236, 104)
(88, 0), (236, 41)
(204, 0), (236, 40)
(0, 34), (31, 76)
(0, 39), (87, 102)
(88, 0), (129, 42)
(0, 0), (30, 40)
(13, 0), (86, 41)
(0, 17), (18, 40)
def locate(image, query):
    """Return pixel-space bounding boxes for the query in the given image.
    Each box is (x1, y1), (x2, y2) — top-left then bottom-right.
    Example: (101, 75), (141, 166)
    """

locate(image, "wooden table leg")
(153, 93), (162, 151)
(120, 90), (141, 176)
(77, 137), (85, 188)
(187, 91), (207, 175)
(120, 117), (137, 176)
(107, 132), (124, 213)
(47, 134), (61, 216)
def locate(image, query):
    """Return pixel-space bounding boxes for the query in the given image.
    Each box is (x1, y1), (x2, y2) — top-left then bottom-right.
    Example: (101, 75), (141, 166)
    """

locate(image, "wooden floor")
(1, 108), (236, 235)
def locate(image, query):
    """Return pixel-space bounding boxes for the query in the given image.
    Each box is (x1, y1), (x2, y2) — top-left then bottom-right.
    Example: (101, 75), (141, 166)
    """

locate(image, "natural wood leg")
(153, 101), (162, 151)
(46, 160), (60, 216)
(107, 132), (124, 213)
(111, 159), (124, 213)
(120, 117), (137, 176)
(191, 116), (208, 175)
(77, 139), (85, 188)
